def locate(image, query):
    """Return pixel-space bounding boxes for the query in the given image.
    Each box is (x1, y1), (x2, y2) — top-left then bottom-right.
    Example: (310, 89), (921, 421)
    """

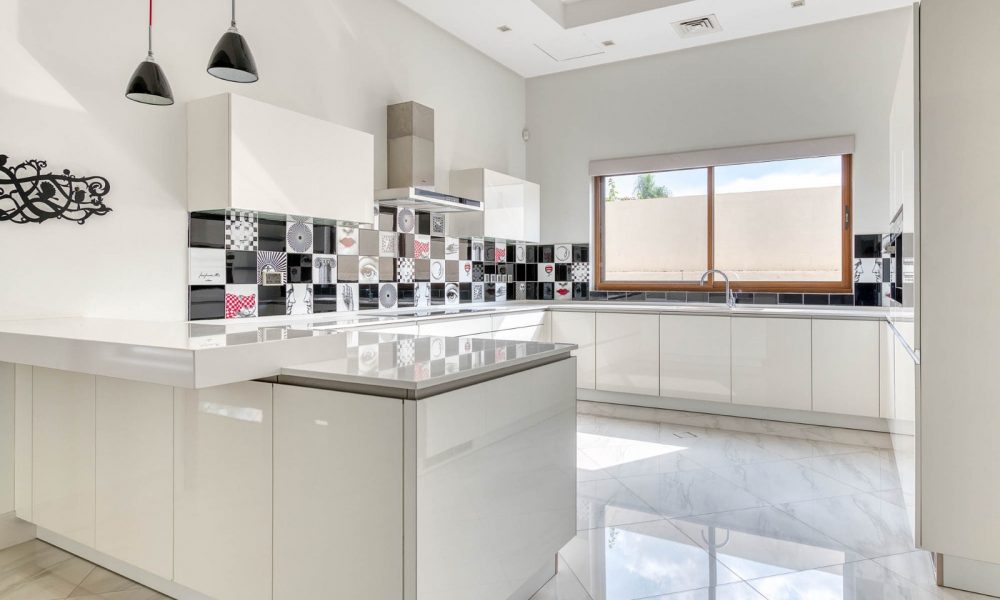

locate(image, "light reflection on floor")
(533, 407), (988, 600)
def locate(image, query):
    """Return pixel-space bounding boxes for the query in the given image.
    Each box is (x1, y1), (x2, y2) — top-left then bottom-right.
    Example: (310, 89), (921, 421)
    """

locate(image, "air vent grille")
(672, 14), (722, 38)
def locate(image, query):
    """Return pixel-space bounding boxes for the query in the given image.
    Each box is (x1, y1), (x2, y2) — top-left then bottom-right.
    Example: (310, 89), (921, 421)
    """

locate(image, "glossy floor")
(532, 405), (989, 600)
(0, 539), (169, 599)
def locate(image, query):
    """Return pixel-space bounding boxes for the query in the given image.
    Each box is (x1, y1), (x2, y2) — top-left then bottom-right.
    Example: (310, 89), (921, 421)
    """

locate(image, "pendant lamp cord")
(231, 0), (237, 28)
(147, 0), (153, 58)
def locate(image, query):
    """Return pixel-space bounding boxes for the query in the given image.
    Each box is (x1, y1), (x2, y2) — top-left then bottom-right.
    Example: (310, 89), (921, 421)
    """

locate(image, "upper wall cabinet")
(188, 94), (375, 224)
(448, 169), (540, 242)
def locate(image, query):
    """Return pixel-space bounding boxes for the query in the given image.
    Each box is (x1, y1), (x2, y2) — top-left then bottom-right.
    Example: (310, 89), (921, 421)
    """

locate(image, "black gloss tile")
(430, 283), (446, 305)
(645, 291), (666, 301)
(804, 294), (830, 306)
(666, 292), (687, 302)
(359, 229), (379, 257)
(754, 293), (778, 305)
(313, 285), (337, 313)
(396, 283), (415, 308)
(414, 259), (431, 282)
(572, 244), (589, 263)
(431, 237), (445, 260)
(287, 254), (312, 283)
(460, 283), (472, 303)
(539, 245), (554, 263)
(189, 286), (225, 320)
(313, 224), (336, 255)
(588, 291), (608, 301)
(573, 282), (589, 300)
(540, 282), (554, 301)
(377, 208), (396, 232)
(526, 283), (540, 300)
(226, 251), (257, 284)
(507, 284), (517, 301)
(555, 264), (570, 281)
(854, 234), (882, 259)
(485, 283), (496, 302)
(526, 245), (539, 263)
(605, 292), (627, 301)
(379, 257), (396, 282)
(514, 263), (527, 282)
(257, 218), (286, 252)
(417, 212), (431, 235)
(189, 213), (225, 249)
(337, 255), (359, 282)
(627, 292), (646, 302)
(734, 293), (755, 304)
(778, 294), (804, 305)
(686, 292), (709, 303)
(398, 233), (414, 258)
(459, 239), (471, 260)
(709, 293), (727, 304)
(506, 244), (517, 262)
(853, 283), (881, 307)
(829, 294), (855, 306)
(358, 284), (380, 310)
(257, 285), (287, 317)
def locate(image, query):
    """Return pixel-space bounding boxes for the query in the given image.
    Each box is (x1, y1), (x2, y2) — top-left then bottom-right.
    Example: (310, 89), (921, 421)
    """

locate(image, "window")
(592, 144), (852, 293)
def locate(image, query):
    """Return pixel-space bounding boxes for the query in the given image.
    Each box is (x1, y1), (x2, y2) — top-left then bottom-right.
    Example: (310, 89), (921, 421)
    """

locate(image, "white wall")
(920, 0), (1000, 574)
(0, 0), (525, 321)
(526, 8), (915, 244)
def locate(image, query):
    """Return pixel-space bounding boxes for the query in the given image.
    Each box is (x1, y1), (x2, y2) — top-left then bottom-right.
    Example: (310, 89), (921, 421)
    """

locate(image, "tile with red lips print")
(336, 226), (358, 255)
(538, 262), (555, 282)
(554, 282), (572, 300)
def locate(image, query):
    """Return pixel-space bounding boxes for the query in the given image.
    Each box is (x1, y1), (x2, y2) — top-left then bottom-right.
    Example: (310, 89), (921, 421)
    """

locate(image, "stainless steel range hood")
(376, 102), (483, 213)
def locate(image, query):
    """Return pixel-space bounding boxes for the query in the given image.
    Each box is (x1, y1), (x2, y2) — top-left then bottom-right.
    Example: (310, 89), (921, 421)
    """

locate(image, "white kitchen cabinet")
(32, 368), (96, 546)
(188, 93), (375, 223)
(492, 325), (547, 342)
(13, 364), (31, 521)
(550, 312), (596, 390)
(95, 377), (173, 579)
(596, 313), (659, 396)
(660, 315), (731, 403)
(418, 316), (493, 337)
(273, 385), (403, 600)
(448, 169), (540, 242)
(361, 323), (420, 335)
(812, 320), (880, 418)
(174, 382), (273, 600)
(491, 310), (547, 333)
(731, 317), (811, 411)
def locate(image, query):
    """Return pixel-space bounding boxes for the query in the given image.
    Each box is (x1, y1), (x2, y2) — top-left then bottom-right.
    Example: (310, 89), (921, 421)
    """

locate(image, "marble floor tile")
(577, 449), (616, 482)
(777, 491), (916, 559)
(577, 479), (663, 531)
(560, 520), (742, 600)
(670, 506), (866, 580)
(744, 559), (941, 600)
(709, 460), (859, 505)
(665, 432), (786, 469)
(617, 469), (767, 519)
(797, 450), (902, 493)
(646, 582), (767, 599)
(579, 437), (702, 479)
(0, 540), (95, 600)
(871, 551), (992, 599)
(69, 567), (140, 596)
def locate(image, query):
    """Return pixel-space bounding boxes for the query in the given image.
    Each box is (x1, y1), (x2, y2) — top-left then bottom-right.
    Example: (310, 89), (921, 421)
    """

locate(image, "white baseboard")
(577, 388), (892, 432)
(37, 528), (214, 600)
(0, 511), (35, 550)
(941, 554), (1000, 598)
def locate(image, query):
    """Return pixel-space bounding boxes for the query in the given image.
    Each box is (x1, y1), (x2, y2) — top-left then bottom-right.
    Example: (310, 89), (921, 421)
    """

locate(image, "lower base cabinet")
(731, 317), (812, 411)
(272, 385), (404, 599)
(550, 312), (596, 389)
(812, 319), (879, 417)
(595, 313), (659, 396)
(660, 315), (731, 403)
(174, 382), (273, 600)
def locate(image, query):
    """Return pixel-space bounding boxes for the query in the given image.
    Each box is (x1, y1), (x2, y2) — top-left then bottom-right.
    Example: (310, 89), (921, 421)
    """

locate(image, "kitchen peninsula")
(0, 308), (578, 600)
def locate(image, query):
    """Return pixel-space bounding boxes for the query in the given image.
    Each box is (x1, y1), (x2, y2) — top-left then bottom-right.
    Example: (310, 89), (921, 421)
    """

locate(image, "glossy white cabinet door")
(32, 367), (96, 546)
(417, 316), (493, 337)
(492, 325), (547, 342)
(491, 310), (547, 332)
(95, 377), (173, 579)
(174, 382), (272, 600)
(273, 386), (403, 599)
(812, 320), (880, 418)
(731, 317), (811, 411)
(660, 315), (732, 403)
(449, 169), (541, 242)
(595, 313), (659, 396)
(550, 312), (596, 389)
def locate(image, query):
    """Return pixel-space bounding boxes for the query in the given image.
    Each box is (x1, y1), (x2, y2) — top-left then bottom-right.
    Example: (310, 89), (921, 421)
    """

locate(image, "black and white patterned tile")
(286, 283), (313, 316)
(286, 217), (314, 254)
(313, 255), (337, 285)
(225, 209), (257, 251)
(257, 251), (287, 285)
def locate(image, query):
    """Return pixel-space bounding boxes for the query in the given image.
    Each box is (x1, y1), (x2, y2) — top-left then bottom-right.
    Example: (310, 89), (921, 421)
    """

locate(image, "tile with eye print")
(313, 284), (337, 313)
(358, 256), (379, 284)
(445, 283), (459, 305)
(313, 255), (337, 285)
(337, 226), (359, 255)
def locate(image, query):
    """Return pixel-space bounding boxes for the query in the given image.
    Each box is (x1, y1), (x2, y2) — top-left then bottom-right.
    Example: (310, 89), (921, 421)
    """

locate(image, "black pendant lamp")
(207, 0), (259, 83)
(125, 0), (174, 106)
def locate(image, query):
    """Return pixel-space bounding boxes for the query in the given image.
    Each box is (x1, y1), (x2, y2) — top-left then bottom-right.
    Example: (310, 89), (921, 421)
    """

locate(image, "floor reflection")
(533, 408), (988, 600)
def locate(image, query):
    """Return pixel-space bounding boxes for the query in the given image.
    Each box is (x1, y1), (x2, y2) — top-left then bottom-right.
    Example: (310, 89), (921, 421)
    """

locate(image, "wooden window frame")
(592, 154), (854, 293)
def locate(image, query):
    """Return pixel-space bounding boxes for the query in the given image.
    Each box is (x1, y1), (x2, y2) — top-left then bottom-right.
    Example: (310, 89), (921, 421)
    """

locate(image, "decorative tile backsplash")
(188, 209), (887, 320)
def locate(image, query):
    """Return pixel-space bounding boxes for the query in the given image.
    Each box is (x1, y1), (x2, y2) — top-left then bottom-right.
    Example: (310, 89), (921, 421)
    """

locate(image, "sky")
(606, 156), (842, 198)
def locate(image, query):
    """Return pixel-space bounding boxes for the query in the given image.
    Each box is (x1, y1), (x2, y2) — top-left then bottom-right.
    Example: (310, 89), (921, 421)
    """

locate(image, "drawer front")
(491, 311), (547, 332)
(418, 316), (493, 337)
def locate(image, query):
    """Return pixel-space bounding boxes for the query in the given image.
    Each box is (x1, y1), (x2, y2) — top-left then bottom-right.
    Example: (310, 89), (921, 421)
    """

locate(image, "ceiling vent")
(672, 14), (722, 38)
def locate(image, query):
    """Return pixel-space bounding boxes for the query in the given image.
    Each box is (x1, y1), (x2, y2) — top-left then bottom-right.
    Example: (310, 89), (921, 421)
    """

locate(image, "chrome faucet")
(700, 270), (736, 308)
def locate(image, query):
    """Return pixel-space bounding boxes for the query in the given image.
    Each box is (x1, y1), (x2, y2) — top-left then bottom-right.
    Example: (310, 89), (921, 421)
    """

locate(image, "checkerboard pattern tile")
(189, 208), (888, 319)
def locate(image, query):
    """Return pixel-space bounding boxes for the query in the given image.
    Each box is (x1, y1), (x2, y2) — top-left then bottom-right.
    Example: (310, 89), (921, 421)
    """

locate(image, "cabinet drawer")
(418, 316), (493, 337)
(491, 310), (547, 332)
(492, 325), (545, 342)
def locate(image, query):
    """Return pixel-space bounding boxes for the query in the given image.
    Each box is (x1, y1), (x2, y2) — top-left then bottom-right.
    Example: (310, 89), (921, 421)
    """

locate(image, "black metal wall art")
(0, 154), (111, 224)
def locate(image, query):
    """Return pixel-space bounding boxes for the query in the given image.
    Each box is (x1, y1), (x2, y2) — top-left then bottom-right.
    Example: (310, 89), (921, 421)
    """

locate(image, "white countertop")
(279, 331), (575, 397)
(0, 301), (901, 389)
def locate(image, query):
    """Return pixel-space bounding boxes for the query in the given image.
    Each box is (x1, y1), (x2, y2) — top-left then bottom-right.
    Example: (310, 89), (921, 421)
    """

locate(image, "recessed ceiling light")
(601, 40), (615, 46)
(498, 25), (512, 32)
(791, 0), (805, 7)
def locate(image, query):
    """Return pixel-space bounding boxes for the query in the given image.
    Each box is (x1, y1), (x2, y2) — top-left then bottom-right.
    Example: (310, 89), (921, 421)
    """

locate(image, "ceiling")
(397, 0), (915, 77)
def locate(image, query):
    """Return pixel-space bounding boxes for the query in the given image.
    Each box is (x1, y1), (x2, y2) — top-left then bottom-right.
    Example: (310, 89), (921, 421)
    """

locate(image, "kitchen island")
(0, 315), (578, 600)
